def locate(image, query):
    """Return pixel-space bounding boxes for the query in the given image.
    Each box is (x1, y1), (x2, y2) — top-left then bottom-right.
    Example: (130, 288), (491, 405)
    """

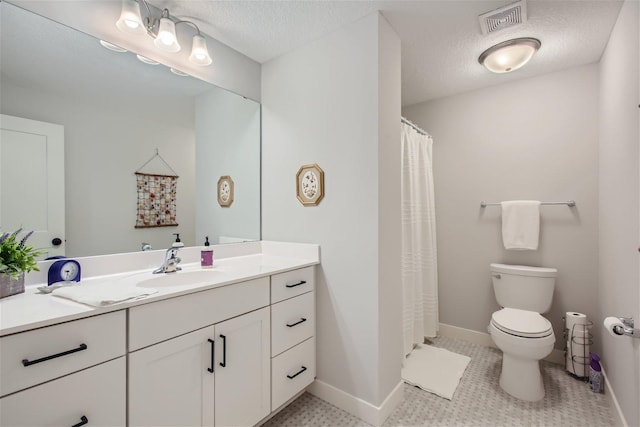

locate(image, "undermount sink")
(136, 269), (224, 288)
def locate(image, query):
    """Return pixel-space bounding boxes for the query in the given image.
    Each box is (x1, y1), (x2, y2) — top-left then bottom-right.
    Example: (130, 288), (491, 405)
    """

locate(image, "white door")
(128, 326), (215, 427)
(0, 114), (65, 258)
(215, 307), (270, 427)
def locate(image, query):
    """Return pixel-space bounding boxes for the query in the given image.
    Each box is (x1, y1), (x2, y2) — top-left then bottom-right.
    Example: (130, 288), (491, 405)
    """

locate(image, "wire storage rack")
(563, 315), (593, 381)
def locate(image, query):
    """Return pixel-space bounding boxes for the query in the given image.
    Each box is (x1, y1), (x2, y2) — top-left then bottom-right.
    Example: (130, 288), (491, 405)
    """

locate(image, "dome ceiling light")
(478, 37), (541, 73)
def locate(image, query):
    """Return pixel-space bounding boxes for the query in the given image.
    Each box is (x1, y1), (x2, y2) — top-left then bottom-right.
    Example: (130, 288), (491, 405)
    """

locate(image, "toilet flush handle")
(492, 273), (501, 279)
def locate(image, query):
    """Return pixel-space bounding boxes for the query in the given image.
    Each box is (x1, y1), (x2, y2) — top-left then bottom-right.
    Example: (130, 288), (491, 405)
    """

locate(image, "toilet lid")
(492, 308), (553, 338)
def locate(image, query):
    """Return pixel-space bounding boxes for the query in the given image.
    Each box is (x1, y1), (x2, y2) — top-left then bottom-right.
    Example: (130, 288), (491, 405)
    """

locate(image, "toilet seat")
(491, 308), (553, 338)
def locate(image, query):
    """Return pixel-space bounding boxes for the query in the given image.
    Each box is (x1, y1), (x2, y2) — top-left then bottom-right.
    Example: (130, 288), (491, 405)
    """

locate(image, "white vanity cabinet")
(270, 267), (316, 411)
(0, 261), (317, 427)
(128, 278), (271, 427)
(0, 311), (127, 426)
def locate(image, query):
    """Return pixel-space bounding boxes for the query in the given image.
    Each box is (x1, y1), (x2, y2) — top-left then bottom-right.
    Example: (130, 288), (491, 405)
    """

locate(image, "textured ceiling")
(149, 0), (624, 106)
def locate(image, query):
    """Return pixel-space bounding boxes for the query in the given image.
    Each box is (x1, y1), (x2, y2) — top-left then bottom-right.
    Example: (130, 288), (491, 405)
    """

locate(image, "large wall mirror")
(0, 2), (261, 258)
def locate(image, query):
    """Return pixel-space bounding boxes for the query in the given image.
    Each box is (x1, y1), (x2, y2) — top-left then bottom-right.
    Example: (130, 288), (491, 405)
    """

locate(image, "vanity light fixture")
(136, 54), (160, 65)
(115, 0), (213, 66)
(170, 68), (189, 76)
(478, 37), (541, 73)
(99, 40), (128, 53)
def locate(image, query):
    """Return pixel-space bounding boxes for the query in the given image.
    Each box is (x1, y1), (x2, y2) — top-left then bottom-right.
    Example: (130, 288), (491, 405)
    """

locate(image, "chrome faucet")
(153, 246), (182, 274)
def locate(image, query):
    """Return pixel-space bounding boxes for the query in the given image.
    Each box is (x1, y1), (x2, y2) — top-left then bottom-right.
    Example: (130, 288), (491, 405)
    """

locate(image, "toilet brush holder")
(563, 315), (593, 380)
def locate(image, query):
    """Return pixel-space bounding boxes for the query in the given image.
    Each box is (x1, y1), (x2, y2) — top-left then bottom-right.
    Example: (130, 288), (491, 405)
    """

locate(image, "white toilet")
(488, 263), (557, 401)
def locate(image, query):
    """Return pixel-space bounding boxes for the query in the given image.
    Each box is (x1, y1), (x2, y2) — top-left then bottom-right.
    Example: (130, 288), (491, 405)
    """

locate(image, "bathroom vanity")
(0, 241), (318, 427)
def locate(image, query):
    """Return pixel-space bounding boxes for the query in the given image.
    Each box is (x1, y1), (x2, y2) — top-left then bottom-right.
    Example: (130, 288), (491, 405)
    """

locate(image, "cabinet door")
(0, 357), (125, 426)
(129, 326), (215, 427)
(215, 307), (270, 427)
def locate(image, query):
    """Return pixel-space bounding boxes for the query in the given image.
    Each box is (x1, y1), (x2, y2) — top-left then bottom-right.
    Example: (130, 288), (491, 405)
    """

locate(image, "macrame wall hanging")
(134, 149), (179, 228)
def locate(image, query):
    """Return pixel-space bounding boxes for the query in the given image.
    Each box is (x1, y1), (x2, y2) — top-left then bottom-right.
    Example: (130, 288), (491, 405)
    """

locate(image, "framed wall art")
(217, 175), (234, 207)
(296, 163), (324, 206)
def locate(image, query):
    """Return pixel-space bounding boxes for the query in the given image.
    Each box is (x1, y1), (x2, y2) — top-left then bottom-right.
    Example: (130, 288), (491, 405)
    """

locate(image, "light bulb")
(154, 17), (180, 52)
(116, 0), (145, 34)
(189, 34), (212, 66)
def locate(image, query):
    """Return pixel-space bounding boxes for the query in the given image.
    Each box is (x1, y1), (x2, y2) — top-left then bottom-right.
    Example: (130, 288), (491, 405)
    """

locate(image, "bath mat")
(402, 344), (471, 400)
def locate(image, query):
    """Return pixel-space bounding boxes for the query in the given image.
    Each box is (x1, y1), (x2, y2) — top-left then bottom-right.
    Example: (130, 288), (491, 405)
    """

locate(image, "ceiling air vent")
(478, 0), (527, 35)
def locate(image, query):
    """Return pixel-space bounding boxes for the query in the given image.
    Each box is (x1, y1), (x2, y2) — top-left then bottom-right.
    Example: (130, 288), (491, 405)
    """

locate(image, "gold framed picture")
(296, 163), (324, 206)
(217, 175), (234, 207)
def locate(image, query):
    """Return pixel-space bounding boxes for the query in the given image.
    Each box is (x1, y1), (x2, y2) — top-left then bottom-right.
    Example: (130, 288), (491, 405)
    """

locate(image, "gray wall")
(403, 64), (600, 351)
(1, 78), (196, 257)
(195, 88), (261, 244)
(262, 12), (402, 407)
(597, 0), (640, 425)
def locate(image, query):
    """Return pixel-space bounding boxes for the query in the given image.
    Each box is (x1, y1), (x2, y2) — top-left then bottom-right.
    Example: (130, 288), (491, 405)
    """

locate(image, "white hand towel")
(52, 283), (158, 307)
(501, 200), (541, 250)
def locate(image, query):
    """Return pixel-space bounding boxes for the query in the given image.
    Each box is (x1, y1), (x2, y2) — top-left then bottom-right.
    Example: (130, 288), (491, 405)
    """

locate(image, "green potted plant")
(0, 229), (44, 298)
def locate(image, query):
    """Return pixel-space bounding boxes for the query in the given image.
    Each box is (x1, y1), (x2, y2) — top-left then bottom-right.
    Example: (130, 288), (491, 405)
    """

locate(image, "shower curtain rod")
(401, 117), (431, 137)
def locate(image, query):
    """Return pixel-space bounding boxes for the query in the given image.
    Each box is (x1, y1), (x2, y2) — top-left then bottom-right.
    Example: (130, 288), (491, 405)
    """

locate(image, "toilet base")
(499, 353), (545, 401)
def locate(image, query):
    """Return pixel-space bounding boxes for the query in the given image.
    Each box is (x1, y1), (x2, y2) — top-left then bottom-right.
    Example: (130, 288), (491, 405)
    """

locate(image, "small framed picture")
(217, 175), (234, 207)
(296, 163), (324, 206)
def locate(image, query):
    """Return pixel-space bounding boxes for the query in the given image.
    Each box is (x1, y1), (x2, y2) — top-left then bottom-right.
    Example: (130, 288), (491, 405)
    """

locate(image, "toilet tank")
(490, 263), (557, 313)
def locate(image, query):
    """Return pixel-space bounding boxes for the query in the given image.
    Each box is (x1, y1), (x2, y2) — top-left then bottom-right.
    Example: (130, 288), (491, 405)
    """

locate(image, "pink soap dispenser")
(201, 236), (214, 268)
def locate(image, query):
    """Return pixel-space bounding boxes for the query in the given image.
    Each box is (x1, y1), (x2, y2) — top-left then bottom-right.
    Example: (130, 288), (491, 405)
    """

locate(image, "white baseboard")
(438, 322), (565, 365)
(307, 379), (403, 427)
(602, 367), (628, 427)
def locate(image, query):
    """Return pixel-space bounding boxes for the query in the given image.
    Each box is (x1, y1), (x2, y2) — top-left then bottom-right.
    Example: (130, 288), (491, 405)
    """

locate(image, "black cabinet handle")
(207, 339), (215, 373)
(51, 237), (63, 246)
(286, 318), (307, 328)
(22, 343), (88, 367)
(285, 280), (306, 288)
(219, 334), (226, 367)
(287, 366), (307, 379)
(71, 415), (88, 427)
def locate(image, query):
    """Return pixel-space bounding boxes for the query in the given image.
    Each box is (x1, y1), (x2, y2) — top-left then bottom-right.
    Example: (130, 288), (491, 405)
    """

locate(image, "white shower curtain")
(401, 120), (438, 357)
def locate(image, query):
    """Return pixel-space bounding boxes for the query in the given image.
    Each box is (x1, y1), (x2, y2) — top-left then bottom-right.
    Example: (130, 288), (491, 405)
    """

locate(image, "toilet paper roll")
(566, 312), (589, 329)
(604, 317), (625, 337)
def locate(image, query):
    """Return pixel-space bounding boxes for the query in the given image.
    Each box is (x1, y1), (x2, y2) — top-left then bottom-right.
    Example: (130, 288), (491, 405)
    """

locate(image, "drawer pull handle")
(71, 415), (88, 427)
(287, 366), (307, 379)
(286, 318), (307, 328)
(207, 339), (215, 373)
(219, 334), (227, 368)
(285, 280), (306, 288)
(22, 343), (88, 367)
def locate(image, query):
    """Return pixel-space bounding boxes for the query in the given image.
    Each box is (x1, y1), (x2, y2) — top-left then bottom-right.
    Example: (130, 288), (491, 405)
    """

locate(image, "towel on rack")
(52, 283), (158, 307)
(501, 200), (541, 250)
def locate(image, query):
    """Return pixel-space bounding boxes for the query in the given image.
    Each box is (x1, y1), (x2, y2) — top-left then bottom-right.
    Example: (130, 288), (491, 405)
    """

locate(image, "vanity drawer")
(271, 266), (315, 303)
(271, 291), (314, 356)
(0, 310), (126, 397)
(129, 277), (269, 351)
(0, 356), (126, 426)
(271, 337), (315, 411)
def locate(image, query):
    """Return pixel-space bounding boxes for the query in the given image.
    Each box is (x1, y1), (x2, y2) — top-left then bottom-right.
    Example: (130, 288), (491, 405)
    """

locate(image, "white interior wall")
(403, 64), (600, 352)
(1, 79), (196, 256)
(195, 88), (261, 244)
(597, 0), (640, 425)
(262, 11), (401, 411)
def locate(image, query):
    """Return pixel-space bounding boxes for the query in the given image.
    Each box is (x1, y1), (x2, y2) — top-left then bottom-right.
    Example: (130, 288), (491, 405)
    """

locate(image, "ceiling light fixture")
(115, 0), (213, 66)
(99, 40), (128, 53)
(478, 37), (541, 73)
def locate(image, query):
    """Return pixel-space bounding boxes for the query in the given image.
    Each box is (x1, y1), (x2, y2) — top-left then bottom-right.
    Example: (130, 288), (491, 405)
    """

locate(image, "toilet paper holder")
(612, 317), (640, 339)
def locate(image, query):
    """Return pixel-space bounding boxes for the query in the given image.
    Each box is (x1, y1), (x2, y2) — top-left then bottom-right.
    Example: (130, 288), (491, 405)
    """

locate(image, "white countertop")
(0, 241), (319, 336)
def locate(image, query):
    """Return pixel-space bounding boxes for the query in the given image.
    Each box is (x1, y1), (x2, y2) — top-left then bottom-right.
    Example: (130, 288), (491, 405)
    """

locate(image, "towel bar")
(480, 200), (575, 208)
